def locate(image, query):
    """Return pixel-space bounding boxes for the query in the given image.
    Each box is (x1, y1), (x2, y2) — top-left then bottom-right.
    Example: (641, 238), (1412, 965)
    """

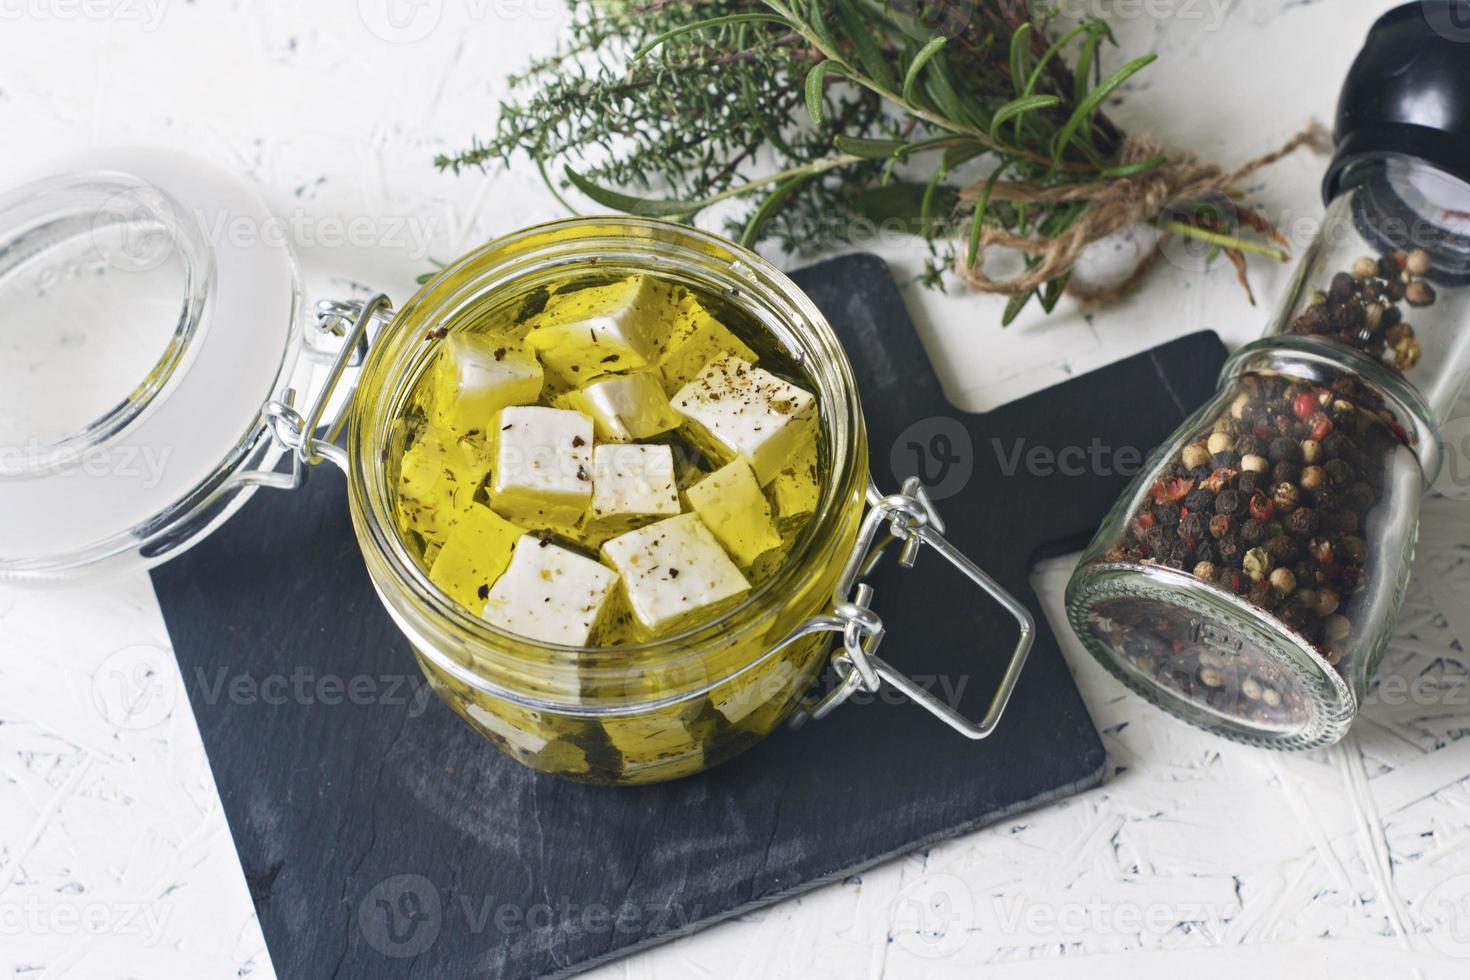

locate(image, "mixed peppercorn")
(1103, 249), (1437, 684)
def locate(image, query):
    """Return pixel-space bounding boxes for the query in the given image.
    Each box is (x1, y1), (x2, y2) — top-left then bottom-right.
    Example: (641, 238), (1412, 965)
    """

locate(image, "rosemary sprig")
(439, 1), (1291, 323)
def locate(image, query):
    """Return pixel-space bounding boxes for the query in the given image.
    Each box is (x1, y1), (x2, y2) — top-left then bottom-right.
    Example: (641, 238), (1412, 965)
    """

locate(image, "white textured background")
(4, 1), (1470, 978)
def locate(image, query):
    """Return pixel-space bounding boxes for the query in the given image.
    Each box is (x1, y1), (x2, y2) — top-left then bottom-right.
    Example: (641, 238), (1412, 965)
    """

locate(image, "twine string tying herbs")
(956, 123), (1332, 298)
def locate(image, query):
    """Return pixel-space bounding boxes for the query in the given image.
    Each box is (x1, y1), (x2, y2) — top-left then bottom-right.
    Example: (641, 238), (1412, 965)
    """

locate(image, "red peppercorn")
(1309, 412), (1334, 441)
(1292, 392), (1318, 420)
(1149, 477), (1195, 504)
(1133, 513), (1156, 535)
(1252, 422), (1272, 439)
(1249, 493), (1275, 521)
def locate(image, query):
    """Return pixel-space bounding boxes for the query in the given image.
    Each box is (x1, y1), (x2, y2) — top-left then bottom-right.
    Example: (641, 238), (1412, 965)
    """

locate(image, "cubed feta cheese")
(396, 426), (485, 546)
(524, 275), (678, 384)
(591, 444), (681, 523)
(430, 332), (543, 437)
(672, 355), (817, 486)
(771, 431), (821, 527)
(601, 513), (750, 635)
(684, 458), (782, 567)
(656, 294), (758, 394)
(428, 505), (525, 614)
(564, 371), (682, 443)
(489, 406), (594, 531)
(482, 537), (619, 646)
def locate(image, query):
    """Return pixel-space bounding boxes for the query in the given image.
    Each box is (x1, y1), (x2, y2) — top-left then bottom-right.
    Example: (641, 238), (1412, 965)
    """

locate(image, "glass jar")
(1066, 6), (1470, 750)
(348, 219), (873, 783)
(0, 152), (1035, 784)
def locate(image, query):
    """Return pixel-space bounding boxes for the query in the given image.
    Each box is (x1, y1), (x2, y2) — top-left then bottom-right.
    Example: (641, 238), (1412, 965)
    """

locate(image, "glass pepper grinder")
(1065, 2), (1470, 750)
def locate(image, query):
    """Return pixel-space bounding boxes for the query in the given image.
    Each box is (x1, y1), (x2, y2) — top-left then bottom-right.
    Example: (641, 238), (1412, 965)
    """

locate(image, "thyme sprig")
(439, 1), (1291, 323)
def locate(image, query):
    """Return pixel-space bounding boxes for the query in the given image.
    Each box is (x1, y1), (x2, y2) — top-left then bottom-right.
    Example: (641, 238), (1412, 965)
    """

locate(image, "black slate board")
(151, 254), (1227, 979)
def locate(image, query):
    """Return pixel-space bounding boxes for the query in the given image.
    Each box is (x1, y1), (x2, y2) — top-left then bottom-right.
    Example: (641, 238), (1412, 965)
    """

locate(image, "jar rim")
(348, 216), (868, 710)
(0, 171), (211, 475)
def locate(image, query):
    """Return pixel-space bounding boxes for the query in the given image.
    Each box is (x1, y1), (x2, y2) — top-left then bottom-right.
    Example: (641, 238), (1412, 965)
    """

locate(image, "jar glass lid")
(0, 150), (303, 580)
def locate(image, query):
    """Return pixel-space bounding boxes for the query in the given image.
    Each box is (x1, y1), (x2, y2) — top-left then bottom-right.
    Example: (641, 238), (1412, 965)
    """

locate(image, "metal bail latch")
(788, 477), (1036, 739)
(259, 294), (394, 486)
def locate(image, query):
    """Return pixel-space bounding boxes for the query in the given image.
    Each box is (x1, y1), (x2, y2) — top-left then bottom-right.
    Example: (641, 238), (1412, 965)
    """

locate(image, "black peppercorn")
(1323, 509), (1359, 534)
(1153, 501), (1181, 527)
(1339, 565), (1368, 594)
(1240, 518), (1266, 545)
(1184, 489), (1215, 513)
(1209, 514), (1232, 539)
(1215, 489), (1244, 517)
(1210, 450), (1242, 470)
(1285, 508), (1321, 537)
(1235, 434), (1266, 458)
(1217, 538), (1243, 566)
(1343, 482), (1375, 512)
(1178, 512), (1204, 541)
(1264, 535), (1301, 565)
(1194, 540), (1216, 564)
(1329, 271), (1355, 303)
(1271, 461), (1301, 486)
(1169, 539), (1193, 564)
(1321, 431), (1351, 458)
(1271, 482), (1301, 512)
(1238, 471), (1264, 496)
(1324, 457), (1354, 486)
(1264, 437), (1299, 467)
(1377, 254), (1399, 279)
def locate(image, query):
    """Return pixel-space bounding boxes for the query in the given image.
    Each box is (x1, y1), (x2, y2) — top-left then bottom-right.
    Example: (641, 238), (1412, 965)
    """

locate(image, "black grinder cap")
(1325, 1), (1470, 203)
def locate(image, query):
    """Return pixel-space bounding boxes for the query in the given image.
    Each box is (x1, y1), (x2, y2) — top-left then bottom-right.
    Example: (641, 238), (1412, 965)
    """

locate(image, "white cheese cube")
(482, 537), (618, 646)
(672, 355), (817, 485)
(601, 513), (750, 635)
(564, 371), (682, 443)
(430, 333), (543, 437)
(591, 444), (681, 522)
(489, 406), (594, 530)
(525, 275), (678, 383)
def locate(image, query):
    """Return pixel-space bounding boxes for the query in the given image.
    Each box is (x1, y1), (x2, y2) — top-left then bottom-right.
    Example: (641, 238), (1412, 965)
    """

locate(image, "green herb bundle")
(440, 1), (1310, 323)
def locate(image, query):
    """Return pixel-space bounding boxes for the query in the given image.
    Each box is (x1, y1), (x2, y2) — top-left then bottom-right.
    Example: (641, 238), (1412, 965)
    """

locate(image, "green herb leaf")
(1001, 290), (1033, 326)
(1053, 53), (1157, 163)
(902, 36), (948, 105)
(632, 13), (787, 60)
(1099, 155), (1166, 178)
(741, 175), (812, 247)
(988, 94), (1060, 142)
(1008, 22), (1033, 98)
(834, 0), (896, 92)
(563, 166), (704, 219)
(967, 163), (1009, 269)
(804, 60), (846, 126)
(834, 135), (909, 159)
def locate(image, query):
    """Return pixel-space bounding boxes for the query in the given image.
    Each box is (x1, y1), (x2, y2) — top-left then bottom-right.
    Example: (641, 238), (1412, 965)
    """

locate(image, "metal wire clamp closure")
(786, 477), (1036, 739)
(260, 294), (393, 484)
